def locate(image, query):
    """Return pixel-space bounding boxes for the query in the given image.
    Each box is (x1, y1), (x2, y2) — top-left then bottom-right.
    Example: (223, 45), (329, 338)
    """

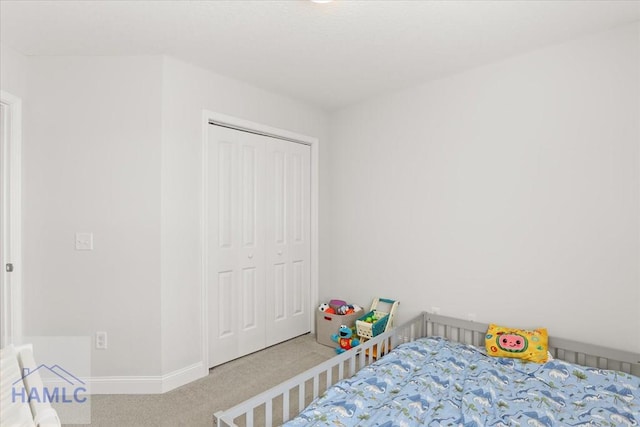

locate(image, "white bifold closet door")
(207, 125), (311, 368)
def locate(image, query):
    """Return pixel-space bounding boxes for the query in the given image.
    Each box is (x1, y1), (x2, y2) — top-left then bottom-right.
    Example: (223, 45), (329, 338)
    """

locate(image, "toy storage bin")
(355, 298), (399, 340)
(316, 308), (364, 348)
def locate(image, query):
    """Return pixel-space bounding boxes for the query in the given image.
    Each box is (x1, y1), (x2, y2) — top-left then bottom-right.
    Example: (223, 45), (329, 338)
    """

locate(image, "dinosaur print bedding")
(283, 337), (640, 426)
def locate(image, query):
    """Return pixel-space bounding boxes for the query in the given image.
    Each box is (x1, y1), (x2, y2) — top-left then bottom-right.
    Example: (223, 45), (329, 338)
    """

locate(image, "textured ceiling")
(1, 0), (638, 110)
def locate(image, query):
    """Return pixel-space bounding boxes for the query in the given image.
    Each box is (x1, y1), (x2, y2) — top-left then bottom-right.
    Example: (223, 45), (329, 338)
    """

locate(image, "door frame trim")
(0, 90), (23, 348)
(201, 110), (320, 369)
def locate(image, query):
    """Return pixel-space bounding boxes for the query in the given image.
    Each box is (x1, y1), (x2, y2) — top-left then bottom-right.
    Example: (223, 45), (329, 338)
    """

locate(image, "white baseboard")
(86, 362), (207, 394)
(161, 361), (207, 393)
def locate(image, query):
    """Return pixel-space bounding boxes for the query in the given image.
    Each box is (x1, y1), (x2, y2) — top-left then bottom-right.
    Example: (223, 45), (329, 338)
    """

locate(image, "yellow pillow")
(485, 323), (549, 363)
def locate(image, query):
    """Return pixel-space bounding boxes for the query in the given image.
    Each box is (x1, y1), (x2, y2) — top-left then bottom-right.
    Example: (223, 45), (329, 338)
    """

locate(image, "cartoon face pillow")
(497, 332), (528, 352)
(485, 324), (548, 363)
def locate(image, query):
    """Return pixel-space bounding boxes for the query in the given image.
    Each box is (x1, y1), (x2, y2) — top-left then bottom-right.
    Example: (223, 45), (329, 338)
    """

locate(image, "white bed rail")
(425, 312), (640, 375)
(213, 314), (425, 427)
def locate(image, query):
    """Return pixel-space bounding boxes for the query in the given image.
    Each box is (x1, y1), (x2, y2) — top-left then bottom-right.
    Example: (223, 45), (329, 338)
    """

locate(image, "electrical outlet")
(96, 331), (107, 350)
(75, 232), (94, 251)
(431, 306), (441, 315)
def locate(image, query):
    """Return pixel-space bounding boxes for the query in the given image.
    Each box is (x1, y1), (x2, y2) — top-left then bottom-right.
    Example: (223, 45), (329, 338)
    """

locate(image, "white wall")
(160, 56), (329, 375)
(326, 23), (640, 352)
(1, 50), (329, 391)
(23, 56), (164, 377)
(4, 52), (329, 390)
(0, 44), (28, 99)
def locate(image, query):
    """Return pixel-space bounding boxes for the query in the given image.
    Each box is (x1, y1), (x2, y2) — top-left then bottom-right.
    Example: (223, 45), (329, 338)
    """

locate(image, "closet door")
(264, 139), (311, 346)
(207, 126), (267, 367)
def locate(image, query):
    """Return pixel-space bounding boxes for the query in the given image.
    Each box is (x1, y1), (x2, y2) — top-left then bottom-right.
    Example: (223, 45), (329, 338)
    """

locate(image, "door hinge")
(5, 263), (13, 272)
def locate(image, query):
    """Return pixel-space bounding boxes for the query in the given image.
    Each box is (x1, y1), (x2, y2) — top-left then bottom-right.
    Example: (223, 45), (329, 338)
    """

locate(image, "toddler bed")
(213, 312), (640, 426)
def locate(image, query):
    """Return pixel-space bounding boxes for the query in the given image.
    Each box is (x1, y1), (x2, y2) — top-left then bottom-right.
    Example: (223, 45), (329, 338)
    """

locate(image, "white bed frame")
(213, 312), (640, 427)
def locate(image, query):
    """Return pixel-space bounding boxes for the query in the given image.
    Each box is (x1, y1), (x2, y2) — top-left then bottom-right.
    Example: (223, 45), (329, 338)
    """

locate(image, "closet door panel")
(265, 141), (287, 337)
(208, 127), (266, 367)
(218, 271), (234, 338)
(208, 129), (238, 367)
(273, 150), (286, 245)
(287, 143), (311, 329)
(241, 267), (258, 329)
(265, 140), (311, 346)
(292, 260), (304, 315)
(273, 263), (286, 320)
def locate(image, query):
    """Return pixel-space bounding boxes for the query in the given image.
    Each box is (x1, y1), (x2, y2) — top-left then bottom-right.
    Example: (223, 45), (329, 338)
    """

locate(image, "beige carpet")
(67, 334), (336, 427)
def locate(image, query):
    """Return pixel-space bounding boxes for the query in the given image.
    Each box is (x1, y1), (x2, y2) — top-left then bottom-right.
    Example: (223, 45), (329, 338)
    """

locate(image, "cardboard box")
(315, 308), (364, 348)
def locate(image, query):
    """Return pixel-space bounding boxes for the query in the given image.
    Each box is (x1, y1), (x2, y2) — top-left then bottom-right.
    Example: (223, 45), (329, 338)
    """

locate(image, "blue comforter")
(284, 337), (640, 426)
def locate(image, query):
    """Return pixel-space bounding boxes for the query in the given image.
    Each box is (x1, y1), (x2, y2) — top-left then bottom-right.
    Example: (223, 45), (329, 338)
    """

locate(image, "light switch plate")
(75, 232), (94, 251)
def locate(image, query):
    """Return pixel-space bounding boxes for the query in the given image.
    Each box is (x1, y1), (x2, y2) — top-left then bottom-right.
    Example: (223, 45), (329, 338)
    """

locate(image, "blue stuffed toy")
(331, 324), (360, 354)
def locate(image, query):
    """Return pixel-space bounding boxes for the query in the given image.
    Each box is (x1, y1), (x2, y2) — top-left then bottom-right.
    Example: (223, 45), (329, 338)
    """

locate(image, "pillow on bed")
(485, 323), (549, 363)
